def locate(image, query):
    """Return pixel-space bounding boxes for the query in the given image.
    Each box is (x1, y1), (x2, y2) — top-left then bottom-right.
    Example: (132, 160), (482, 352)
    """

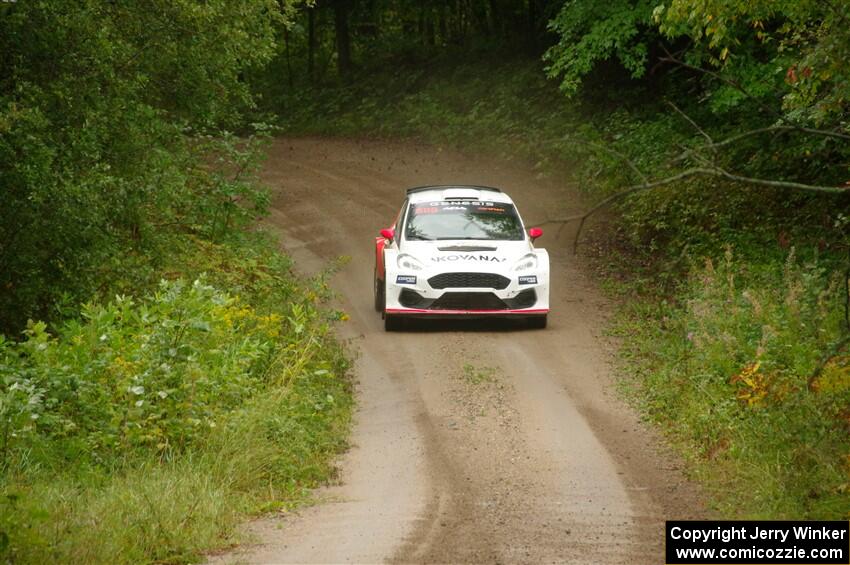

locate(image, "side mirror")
(528, 227), (543, 241)
(380, 228), (395, 241)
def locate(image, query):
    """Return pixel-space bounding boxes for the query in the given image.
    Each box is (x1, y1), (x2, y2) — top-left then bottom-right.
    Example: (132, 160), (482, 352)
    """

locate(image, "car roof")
(405, 185), (514, 204)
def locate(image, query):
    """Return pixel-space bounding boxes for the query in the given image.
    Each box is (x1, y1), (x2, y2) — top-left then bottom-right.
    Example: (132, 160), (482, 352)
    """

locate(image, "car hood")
(399, 240), (534, 271)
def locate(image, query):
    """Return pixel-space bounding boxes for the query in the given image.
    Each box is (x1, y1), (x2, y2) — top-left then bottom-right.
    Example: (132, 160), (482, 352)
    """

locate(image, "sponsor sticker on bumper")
(396, 275), (417, 284)
(518, 275), (537, 285)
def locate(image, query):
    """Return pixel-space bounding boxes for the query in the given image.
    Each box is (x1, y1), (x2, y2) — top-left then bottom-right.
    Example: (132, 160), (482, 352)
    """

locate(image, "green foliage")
(655, 0), (850, 124)
(1, 280), (279, 463)
(0, 1), (284, 333)
(0, 1), (357, 561)
(251, 0), (548, 98)
(613, 248), (850, 517)
(544, 0), (850, 515)
(544, 0), (658, 94)
(543, 0), (850, 212)
(185, 132), (274, 240)
(557, 103), (849, 259)
(0, 236), (353, 563)
(277, 56), (585, 163)
(545, 0), (850, 126)
(0, 351), (351, 564)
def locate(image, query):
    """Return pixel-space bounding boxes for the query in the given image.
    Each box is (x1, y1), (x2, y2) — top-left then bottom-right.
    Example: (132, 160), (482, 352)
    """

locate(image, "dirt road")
(212, 137), (705, 564)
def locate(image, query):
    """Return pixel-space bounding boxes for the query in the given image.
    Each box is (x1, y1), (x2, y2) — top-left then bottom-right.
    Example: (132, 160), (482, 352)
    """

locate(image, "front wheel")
(384, 315), (405, 331)
(527, 315), (547, 330)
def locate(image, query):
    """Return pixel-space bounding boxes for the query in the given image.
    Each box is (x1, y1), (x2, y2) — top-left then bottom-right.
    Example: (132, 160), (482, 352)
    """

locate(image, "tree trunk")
(457, 0), (468, 43)
(417, 3), (425, 45)
(307, 6), (316, 82)
(425, 5), (435, 46)
(334, 0), (352, 78)
(438, 4), (447, 44)
(488, 0), (499, 37)
(284, 24), (293, 89)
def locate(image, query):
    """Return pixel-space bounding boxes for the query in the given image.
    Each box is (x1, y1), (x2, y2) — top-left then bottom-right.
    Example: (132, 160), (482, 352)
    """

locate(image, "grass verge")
(0, 232), (353, 563)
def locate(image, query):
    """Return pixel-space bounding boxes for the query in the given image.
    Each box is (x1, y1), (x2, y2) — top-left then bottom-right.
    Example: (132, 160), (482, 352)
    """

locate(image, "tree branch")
(536, 167), (848, 253)
(667, 100), (713, 146)
(707, 124), (850, 148)
(537, 94), (849, 253)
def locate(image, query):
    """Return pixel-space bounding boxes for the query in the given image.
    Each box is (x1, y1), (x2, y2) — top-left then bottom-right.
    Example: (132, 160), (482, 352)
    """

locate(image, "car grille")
(428, 272), (510, 290)
(430, 292), (508, 310)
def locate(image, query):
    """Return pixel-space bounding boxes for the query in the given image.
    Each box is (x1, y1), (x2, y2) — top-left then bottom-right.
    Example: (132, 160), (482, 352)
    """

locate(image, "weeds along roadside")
(0, 141), (354, 563)
(275, 56), (850, 520)
(603, 245), (850, 519)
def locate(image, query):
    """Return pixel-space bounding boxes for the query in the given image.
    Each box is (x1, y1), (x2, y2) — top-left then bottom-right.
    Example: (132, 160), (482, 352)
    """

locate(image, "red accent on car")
(375, 224), (396, 281)
(528, 227), (543, 241)
(374, 237), (387, 279)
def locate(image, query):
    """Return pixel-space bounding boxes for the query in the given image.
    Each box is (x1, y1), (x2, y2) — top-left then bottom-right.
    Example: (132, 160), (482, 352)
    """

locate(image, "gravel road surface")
(210, 138), (705, 565)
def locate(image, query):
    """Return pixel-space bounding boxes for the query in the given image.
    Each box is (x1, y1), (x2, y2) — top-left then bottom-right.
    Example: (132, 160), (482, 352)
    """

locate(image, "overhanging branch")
(536, 167), (848, 253)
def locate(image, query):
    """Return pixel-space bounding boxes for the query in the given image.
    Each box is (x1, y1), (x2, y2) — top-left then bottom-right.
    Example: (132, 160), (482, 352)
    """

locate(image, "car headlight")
(397, 253), (424, 271)
(513, 253), (538, 272)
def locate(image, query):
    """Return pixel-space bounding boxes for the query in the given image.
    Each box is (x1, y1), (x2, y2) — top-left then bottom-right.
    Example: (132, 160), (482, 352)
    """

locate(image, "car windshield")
(404, 201), (524, 241)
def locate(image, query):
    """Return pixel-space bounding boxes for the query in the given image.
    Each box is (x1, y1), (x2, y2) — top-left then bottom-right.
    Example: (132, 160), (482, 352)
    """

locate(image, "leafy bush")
(0, 234), (353, 563)
(0, 349), (351, 563)
(1, 279), (282, 465)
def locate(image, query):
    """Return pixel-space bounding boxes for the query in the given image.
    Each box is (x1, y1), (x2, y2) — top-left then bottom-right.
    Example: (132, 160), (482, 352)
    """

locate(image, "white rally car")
(374, 185), (549, 331)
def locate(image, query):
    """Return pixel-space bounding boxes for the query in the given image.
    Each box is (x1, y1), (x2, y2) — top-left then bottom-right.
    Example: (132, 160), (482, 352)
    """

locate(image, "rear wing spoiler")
(406, 184), (502, 195)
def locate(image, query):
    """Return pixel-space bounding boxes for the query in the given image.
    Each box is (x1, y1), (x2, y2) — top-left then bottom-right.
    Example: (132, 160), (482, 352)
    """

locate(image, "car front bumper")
(384, 271), (549, 317)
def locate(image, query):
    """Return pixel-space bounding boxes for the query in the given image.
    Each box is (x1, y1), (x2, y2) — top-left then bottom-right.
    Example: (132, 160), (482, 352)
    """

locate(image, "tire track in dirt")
(210, 137), (706, 564)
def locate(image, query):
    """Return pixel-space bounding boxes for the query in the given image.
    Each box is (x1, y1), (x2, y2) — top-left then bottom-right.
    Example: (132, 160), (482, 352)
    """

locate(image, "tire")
(373, 268), (384, 312)
(527, 315), (547, 329)
(384, 314), (404, 331)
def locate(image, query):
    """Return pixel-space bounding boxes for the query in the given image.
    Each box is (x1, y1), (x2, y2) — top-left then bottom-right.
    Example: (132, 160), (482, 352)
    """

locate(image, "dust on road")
(210, 138), (706, 564)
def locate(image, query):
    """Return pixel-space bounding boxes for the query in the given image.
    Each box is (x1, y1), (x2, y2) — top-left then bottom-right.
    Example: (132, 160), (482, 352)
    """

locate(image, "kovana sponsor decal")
(431, 255), (506, 263)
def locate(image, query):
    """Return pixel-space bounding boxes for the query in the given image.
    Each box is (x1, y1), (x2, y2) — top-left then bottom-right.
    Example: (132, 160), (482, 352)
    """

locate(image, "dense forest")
(1, 0), (849, 561)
